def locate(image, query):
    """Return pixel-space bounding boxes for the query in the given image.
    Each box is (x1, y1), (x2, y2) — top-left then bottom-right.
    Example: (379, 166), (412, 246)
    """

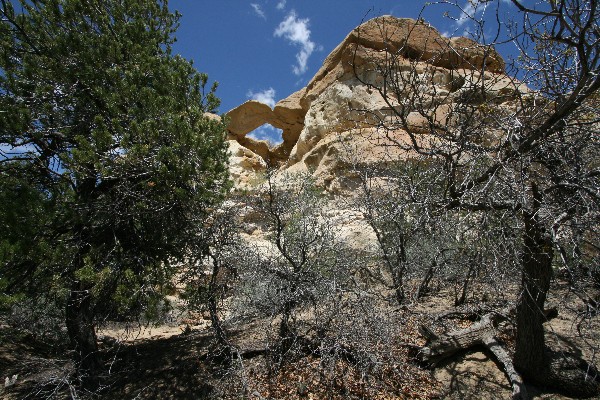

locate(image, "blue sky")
(169, 1), (517, 142)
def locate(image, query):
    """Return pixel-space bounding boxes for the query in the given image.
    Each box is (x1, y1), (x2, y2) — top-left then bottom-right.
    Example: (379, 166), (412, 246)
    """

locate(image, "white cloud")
(247, 87), (277, 108)
(274, 10), (317, 75)
(455, 0), (504, 28)
(455, 1), (477, 27)
(250, 3), (266, 19)
(276, 0), (286, 10)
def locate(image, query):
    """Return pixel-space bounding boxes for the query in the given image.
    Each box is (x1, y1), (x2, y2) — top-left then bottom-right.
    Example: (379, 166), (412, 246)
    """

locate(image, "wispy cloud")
(455, 0), (478, 27)
(455, 0), (509, 29)
(247, 87), (277, 108)
(274, 10), (317, 76)
(276, 0), (286, 10)
(250, 3), (266, 20)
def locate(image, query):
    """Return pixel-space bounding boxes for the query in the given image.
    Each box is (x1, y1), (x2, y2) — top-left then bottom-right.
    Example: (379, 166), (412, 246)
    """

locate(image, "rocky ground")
(1, 279), (598, 399)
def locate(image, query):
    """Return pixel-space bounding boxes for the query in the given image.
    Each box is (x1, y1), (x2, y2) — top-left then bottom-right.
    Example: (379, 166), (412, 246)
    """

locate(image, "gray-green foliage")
(352, 0), (599, 394)
(358, 157), (523, 304)
(235, 172), (348, 345)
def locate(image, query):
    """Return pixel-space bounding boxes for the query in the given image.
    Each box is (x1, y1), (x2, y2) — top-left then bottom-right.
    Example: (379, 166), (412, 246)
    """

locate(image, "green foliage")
(0, 0), (229, 327)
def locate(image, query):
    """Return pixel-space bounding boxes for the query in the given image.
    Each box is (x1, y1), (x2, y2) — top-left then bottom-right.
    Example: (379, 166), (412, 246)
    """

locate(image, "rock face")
(227, 139), (267, 189)
(220, 14), (529, 258)
(225, 15), (520, 191)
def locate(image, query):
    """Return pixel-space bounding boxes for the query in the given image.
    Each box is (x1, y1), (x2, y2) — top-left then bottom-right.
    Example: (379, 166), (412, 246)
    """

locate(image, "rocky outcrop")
(226, 100), (275, 140)
(227, 139), (266, 189)
(224, 15), (519, 191)
(300, 16), (504, 108)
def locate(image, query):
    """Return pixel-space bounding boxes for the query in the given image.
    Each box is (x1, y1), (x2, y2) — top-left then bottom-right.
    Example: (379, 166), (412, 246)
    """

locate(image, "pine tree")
(0, 0), (230, 386)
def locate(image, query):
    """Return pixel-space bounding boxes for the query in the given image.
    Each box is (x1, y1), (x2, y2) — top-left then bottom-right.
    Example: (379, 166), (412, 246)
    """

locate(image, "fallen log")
(419, 312), (502, 365)
(482, 335), (527, 400)
(419, 311), (528, 400)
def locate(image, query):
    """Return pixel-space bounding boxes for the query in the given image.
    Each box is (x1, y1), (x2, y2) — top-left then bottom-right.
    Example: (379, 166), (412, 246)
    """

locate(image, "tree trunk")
(455, 262), (476, 306)
(391, 266), (406, 304)
(67, 180), (101, 388)
(385, 236), (408, 305)
(511, 188), (599, 397)
(513, 210), (553, 383)
(512, 222), (599, 394)
(66, 285), (101, 389)
(207, 258), (231, 351)
(415, 260), (436, 300)
(275, 296), (298, 368)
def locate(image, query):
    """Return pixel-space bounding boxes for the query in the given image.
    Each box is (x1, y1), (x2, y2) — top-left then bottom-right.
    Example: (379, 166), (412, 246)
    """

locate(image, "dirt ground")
(1, 280), (598, 399)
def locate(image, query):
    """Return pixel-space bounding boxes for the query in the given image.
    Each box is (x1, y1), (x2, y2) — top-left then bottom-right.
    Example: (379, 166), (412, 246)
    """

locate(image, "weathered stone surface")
(225, 97), (307, 164)
(302, 16), (505, 110)
(452, 69), (529, 103)
(227, 140), (266, 189)
(274, 88), (307, 155)
(289, 79), (392, 164)
(203, 112), (222, 122)
(226, 100), (276, 138)
(445, 36), (505, 74)
(224, 15), (509, 188)
(286, 127), (413, 195)
(234, 135), (271, 165)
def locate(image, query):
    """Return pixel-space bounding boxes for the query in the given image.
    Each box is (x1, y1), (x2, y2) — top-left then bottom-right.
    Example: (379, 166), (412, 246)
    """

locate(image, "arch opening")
(248, 123), (283, 147)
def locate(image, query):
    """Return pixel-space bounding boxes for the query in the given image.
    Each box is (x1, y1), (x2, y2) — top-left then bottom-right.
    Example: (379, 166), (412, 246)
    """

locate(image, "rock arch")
(225, 93), (306, 165)
(225, 15), (507, 170)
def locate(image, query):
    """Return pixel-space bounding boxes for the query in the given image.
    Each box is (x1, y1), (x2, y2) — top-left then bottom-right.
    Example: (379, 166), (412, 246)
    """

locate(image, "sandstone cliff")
(225, 15), (525, 190)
